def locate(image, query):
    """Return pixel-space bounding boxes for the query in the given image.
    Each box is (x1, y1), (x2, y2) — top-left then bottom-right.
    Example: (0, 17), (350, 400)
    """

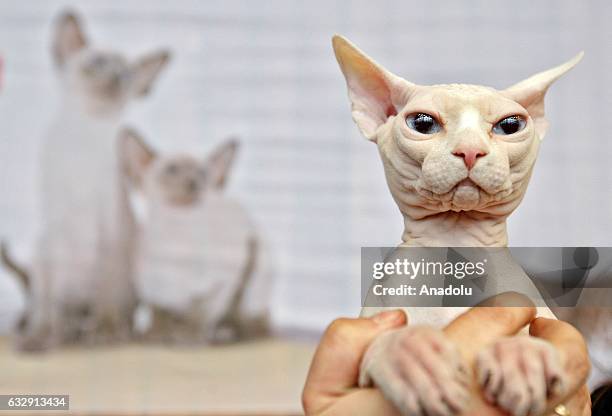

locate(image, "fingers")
(302, 310), (406, 415)
(529, 317), (590, 383)
(529, 318), (591, 409)
(445, 292), (536, 358)
(565, 384), (592, 416)
(542, 346), (566, 397)
(311, 388), (401, 416)
(374, 366), (422, 416)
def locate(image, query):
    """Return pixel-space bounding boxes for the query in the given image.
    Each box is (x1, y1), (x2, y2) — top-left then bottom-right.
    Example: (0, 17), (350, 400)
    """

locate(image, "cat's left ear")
(206, 139), (239, 189)
(333, 35), (416, 141)
(119, 127), (156, 186)
(52, 10), (88, 67)
(131, 50), (171, 97)
(503, 52), (583, 139)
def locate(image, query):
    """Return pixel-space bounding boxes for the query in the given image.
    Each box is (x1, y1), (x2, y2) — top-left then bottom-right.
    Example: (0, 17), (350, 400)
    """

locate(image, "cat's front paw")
(475, 337), (566, 416)
(360, 326), (470, 416)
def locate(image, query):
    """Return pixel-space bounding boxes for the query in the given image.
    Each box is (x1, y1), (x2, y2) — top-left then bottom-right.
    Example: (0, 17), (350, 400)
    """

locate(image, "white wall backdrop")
(0, 0), (611, 333)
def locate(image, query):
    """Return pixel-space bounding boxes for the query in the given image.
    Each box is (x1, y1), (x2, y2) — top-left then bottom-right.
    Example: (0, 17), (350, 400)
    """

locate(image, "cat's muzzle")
(415, 178), (513, 211)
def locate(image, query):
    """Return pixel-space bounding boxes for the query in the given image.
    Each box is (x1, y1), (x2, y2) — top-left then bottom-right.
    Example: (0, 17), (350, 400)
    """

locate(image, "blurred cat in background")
(120, 128), (272, 344)
(1, 10), (170, 351)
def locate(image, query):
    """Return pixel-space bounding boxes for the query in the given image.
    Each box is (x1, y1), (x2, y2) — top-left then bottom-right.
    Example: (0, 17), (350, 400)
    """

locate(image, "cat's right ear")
(332, 35), (416, 141)
(205, 139), (239, 189)
(119, 128), (156, 187)
(131, 50), (171, 97)
(502, 52), (583, 139)
(52, 10), (88, 68)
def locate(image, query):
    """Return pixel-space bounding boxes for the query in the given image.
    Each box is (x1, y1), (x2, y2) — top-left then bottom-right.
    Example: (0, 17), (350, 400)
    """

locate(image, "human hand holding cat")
(303, 298), (591, 416)
(452, 301), (591, 416)
(360, 295), (590, 416)
(303, 309), (408, 416)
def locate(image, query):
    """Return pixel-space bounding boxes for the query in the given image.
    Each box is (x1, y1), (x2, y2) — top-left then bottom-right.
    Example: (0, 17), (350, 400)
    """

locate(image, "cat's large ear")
(503, 52), (583, 139)
(52, 10), (88, 67)
(130, 50), (171, 97)
(332, 35), (416, 141)
(206, 139), (239, 189)
(119, 127), (156, 186)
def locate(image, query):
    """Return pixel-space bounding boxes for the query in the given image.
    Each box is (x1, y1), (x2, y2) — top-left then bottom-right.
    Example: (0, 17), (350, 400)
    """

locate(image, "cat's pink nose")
(452, 147), (487, 170)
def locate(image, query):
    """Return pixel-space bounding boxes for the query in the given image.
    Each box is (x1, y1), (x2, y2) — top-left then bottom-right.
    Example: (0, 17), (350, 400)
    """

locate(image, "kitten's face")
(380, 83), (538, 213)
(146, 156), (208, 206)
(64, 50), (132, 107)
(52, 11), (170, 115)
(120, 128), (239, 208)
(333, 35), (581, 219)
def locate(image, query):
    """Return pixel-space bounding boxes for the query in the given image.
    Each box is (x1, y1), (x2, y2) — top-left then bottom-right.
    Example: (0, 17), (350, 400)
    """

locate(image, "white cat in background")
(120, 128), (272, 344)
(2, 10), (170, 351)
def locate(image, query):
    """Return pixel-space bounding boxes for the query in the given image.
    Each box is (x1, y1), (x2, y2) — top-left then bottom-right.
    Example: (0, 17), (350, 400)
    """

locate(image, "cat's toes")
(476, 337), (566, 416)
(362, 326), (470, 416)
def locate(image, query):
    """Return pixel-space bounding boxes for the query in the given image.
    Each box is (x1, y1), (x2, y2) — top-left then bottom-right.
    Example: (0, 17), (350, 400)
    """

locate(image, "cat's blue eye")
(406, 113), (441, 135)
(493, 115), (526, 135)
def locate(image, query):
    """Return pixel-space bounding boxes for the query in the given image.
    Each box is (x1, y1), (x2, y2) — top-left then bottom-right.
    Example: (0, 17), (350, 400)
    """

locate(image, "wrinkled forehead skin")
(332, 35), (582, 221)
(377, 83), (540, 219)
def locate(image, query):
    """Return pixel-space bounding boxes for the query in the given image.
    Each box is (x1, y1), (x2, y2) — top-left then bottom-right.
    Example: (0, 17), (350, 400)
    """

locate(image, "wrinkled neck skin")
(400, 211), (509, 247)
(375, 120), (539, 248)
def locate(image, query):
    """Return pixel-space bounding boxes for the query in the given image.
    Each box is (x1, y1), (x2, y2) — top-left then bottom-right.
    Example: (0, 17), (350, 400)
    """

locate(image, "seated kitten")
(120, 128), (272, 344)
(3, 9), (170, 351)
(332, 35), (582, 416)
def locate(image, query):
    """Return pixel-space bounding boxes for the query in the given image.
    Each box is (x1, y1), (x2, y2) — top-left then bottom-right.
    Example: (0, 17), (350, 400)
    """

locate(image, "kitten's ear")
(119, 128), (156, 186)
(206, 139), (239, 189)
(503, 52), (583, 139)
(131, 50), (171, 97)
(332, 35), (416, 141)
(52, 10), (88, 67)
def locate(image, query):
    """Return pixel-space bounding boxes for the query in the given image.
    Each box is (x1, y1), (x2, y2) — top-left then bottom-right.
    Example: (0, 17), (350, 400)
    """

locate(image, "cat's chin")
(416, 179), (512, 212)
(451, 179), (481, 210)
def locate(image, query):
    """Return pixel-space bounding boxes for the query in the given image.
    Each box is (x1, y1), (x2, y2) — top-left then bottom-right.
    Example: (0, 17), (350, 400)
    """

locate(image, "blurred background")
(1, 0), (611, 336)
(0, 0), (610, 413)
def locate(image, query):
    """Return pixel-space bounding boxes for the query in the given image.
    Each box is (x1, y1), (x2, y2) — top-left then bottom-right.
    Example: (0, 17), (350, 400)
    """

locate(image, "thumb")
(444, 292), (536, 359)
(303, 310), (407, 413)
(529, 317), (591, 413)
